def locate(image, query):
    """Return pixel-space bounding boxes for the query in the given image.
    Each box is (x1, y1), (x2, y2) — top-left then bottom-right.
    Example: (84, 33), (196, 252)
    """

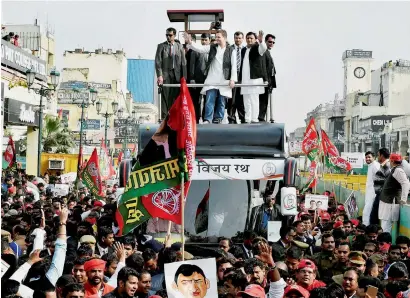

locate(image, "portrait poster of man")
(164, 258), (217, 298)
(305, 194), (329, 211)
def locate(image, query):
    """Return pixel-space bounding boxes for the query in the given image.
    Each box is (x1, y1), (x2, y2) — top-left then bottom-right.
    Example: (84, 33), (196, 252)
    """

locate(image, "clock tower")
(342, 49), (373, 98)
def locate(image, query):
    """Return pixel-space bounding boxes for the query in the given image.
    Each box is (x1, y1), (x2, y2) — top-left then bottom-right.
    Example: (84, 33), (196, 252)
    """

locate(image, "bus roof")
(138, 123), (286, 158)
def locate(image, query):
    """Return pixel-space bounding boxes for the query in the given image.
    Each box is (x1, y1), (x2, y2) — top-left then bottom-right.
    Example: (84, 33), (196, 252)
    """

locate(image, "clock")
(354, 67), (366, 79)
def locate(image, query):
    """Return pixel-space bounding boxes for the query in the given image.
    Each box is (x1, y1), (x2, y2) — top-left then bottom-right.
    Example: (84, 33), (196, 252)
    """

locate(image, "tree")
(42, 115), (75, 153)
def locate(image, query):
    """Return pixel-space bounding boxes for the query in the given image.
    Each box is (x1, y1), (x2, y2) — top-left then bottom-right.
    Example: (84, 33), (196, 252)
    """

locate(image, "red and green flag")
(301, 161), (317, 194)
(81, 148), (103, 197)
(302, 118), (320, 161)
(3, 136), (15, 168)
(115, 78), (197, 236)
(194, 182), (210, 234)
(321, 130), (352, 172)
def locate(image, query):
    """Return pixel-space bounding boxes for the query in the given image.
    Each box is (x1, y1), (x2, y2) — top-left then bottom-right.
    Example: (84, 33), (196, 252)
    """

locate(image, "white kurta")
(240, 42), (267, 95)
(362, 160), (380, 225)
(187, 43), (237, 98)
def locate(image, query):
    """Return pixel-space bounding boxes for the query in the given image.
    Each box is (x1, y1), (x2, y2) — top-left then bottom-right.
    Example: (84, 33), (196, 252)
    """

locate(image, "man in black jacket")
(259, 34), (276, 122)
(247, 191), (282, 237)
(239, 31), (268, 123)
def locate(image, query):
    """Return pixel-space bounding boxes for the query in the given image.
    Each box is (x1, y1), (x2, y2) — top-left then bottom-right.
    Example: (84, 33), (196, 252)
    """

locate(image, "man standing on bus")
(239, 31), (268, 123)
(184, 30), (237, 124)
(155, 27), (187, 120)
(259, 34), (276, 122)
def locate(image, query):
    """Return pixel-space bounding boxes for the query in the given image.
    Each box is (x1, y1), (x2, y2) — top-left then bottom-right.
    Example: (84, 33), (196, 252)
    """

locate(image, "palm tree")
(42, 115), (75, 153)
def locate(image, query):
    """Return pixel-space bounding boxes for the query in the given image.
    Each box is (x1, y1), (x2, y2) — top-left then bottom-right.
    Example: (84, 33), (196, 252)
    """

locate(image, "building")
(1, 20), (56, 175)
(58, 48), (133, 154)
(127, 59), (158, 123)
(343, 49), (410, 153)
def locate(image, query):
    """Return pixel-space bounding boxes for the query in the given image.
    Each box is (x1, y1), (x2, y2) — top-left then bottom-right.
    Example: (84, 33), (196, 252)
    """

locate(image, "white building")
(1, 21), (56, 175)
(343, 50), (410, 153)
(58, 48), (133, 153)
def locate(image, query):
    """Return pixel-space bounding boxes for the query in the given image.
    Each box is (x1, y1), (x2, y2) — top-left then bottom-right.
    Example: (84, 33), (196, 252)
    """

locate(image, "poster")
(1, 259), (10, 278)
(268, 221), (282, 242)
(164, 258), (217, 298)
(340, 152), (364, 169)
(305, 194), (329, 211)
(344, 192), (359, 219)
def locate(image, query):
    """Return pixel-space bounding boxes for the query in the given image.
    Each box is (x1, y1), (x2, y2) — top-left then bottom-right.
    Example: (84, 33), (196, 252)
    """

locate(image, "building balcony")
(392, 115), (410, 131)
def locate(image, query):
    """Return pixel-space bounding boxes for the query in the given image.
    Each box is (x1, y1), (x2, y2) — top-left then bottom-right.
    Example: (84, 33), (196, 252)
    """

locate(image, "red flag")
(57, 108), (63, 120)
(81, 148), (103, 196)
(321, 130), (339, 157)
(194, 182), (210, 233)
(3, 136), (15, 168)
(117, 151), (123, 164)
(302, 118), (320, 161)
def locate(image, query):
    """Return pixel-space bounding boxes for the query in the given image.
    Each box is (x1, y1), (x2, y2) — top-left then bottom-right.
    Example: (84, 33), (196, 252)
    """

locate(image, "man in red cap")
(236, 284), (266, 298)
(294, 259), (325, 291)
(379, 153), (410, 234)
(84, 258), (115, 297)
(283, 285), (310, 298)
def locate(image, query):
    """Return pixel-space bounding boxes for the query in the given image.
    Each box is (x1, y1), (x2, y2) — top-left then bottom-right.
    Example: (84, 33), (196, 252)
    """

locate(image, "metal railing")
(157, 83), (274, 123)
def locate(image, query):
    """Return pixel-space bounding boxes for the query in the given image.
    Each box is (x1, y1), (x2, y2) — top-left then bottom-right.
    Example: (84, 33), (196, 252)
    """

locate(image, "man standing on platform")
(379, 153), (410, 234)
(362, 151), (380, 226)
(239, 31), (268, 123)
(259, 34), (276, 122)
(227, 31), (245, 124)
(155, 27), (187, 120)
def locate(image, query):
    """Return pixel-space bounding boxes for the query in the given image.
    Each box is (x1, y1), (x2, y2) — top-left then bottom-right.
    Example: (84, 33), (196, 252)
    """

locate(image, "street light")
(26, 68), (60, 177)
(118, 108), (137, 156)
(96, 99), (119, 147)
(74, 87), (98, 177)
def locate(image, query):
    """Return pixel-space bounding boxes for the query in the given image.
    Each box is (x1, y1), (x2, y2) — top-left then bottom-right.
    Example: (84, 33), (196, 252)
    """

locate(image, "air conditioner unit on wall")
(49, 159), (65, 170)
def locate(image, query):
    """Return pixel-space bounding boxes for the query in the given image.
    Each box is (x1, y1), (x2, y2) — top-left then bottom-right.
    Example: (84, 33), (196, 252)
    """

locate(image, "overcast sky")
(2, 1), (410, 131)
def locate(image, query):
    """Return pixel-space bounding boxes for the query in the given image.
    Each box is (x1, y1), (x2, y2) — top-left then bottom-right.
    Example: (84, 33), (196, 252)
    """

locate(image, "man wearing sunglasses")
(258, 34), (276, 122)
(155, 27), (187, 120)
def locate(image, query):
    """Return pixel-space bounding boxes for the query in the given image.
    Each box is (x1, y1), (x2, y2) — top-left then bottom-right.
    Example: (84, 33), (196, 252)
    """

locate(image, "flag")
(301, 161), (317, 193)
(115, 78), (197, 236)
(99, 140), (113, 180)
(302, 118), (320, 161)
(194, 182), (210, 234)
(81, 148), (103, 197)
(3, 136), (15, 168)
(57, 108), (63, 119)
(131, 145), (137, 159)
(117, 151), (124, 165)
(321, 130), (352, 172)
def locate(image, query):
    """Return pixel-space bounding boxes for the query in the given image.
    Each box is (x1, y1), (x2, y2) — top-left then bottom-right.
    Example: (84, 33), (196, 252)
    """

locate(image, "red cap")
(237, 284), (265, 298)
(297, 259), (316, 271)
(321, 212), (331, 220)
(84, 259), (106, 272)
(24, 204), (33, 209)
(337, 205), (345, 212)
(8, 186), (16, 193)
(93, 200), (104, 207)
(390, 153), (402, 162)
(333, 221), (344, 229)
(351, 219), (359, 227)
(284, 285), (310, 298)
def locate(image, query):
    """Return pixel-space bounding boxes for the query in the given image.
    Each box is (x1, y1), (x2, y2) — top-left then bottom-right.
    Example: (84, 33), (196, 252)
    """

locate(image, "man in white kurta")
(240, 31), (267, 123)
(183, 30), (237, 124)
(362, 151), (380, 225)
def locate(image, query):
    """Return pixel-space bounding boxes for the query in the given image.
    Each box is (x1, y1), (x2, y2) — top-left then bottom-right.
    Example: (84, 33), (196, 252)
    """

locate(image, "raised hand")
(183, 32), (192, 45)
(28, 249), (43, 265)
(255, 242), (274, 267)
(258, 30), (264, 44)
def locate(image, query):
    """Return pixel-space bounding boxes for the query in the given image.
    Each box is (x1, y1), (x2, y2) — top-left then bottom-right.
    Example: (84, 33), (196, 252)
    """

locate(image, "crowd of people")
(1, 149), (410, 298)
(155, 26), (276, 124)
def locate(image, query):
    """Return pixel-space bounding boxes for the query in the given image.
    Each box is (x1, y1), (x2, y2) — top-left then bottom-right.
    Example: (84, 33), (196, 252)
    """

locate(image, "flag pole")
(181, 174), (185, 261)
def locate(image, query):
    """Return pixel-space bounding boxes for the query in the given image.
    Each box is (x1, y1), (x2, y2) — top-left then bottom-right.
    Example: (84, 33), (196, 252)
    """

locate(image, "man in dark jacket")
(102, 267), (139, 298)
(247, 191), (282, 237)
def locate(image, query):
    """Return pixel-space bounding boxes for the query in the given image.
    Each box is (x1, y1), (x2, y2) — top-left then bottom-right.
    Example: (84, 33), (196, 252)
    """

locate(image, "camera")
(210, 21), (222, 30)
